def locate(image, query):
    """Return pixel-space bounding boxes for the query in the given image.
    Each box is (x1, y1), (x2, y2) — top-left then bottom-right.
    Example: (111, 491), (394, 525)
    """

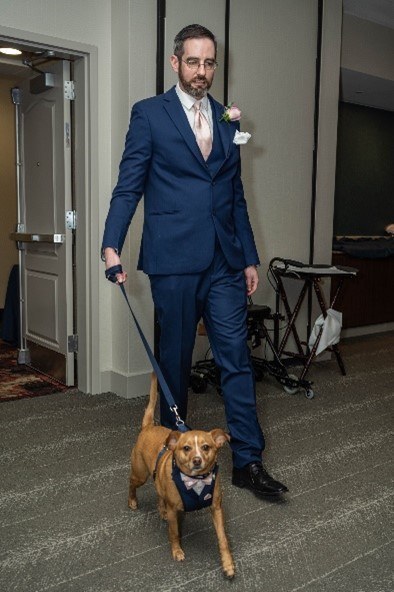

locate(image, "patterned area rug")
(0, 341), (70, 402)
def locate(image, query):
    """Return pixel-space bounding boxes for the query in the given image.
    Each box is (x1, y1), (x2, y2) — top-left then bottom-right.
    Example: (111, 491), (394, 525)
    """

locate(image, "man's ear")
(166, 430), (181, 450)
(170, 54), (180, 74)
(210, 429), (231, 449)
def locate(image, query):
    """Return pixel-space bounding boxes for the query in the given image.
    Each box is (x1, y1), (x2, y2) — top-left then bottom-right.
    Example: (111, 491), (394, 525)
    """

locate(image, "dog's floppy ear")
(166, 430), (181, 450)
(210, 429), (231, 449)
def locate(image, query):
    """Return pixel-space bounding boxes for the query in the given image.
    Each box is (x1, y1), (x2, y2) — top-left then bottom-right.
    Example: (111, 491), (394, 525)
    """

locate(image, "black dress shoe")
(232, 462), (289, 496)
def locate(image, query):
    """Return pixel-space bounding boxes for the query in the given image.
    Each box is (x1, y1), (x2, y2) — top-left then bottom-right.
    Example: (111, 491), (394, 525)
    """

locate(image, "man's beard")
(178, 66), (212, 100)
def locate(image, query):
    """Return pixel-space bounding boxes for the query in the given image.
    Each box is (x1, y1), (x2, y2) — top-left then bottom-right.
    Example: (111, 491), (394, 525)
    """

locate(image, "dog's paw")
(159, 509), (168, 521)
(172, 548), (185, 562)
(223, 564), (235, 579)
(128, 498), (138, 510)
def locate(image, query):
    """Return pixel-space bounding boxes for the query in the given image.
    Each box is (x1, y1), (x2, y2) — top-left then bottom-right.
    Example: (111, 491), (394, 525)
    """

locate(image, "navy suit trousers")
(149, 243), (265, 468)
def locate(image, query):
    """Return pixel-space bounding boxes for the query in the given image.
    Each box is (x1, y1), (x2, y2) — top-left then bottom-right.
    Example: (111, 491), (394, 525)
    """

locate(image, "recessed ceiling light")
(0, 47), (22, 55)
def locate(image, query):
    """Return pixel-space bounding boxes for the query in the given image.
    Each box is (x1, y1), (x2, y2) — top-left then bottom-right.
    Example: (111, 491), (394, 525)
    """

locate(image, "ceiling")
(343, 0), (394, 29)
(342, 0), (394, 110)
(0, 45), (75, 83)
(0, 58), (31, 81)
(341, 68), (394, 111)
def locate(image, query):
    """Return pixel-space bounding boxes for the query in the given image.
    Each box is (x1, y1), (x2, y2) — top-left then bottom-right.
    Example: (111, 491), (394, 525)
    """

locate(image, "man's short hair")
(173, 24), (217, 59)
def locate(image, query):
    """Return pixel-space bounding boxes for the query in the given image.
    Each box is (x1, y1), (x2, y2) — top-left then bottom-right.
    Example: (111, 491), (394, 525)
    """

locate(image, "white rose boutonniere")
(233, 130), (252, 145)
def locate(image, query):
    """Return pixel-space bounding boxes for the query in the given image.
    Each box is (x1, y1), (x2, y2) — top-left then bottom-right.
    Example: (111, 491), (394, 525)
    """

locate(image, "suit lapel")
(209, 96), (233, 178)
(162, 87), (206, 169)
(210, 96), (232, 159)
(162, 87), (234, 175)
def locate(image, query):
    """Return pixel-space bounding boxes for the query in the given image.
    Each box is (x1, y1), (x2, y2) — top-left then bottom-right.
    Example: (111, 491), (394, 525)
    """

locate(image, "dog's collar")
(174, 458), (214, 482)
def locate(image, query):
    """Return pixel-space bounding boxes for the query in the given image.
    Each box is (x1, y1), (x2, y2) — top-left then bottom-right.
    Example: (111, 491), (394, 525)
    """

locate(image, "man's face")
(170, 37), (216, 100)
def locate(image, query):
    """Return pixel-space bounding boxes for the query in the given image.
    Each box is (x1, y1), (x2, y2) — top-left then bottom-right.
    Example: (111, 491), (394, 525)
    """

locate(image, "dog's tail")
(142, 372), (158, 429)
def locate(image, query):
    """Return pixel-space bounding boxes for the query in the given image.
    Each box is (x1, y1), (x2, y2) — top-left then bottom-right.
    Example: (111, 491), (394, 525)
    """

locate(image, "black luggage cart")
(268, 258), (358, 389)
(190, 258), (357, 399)
(190, 298), (315, 399)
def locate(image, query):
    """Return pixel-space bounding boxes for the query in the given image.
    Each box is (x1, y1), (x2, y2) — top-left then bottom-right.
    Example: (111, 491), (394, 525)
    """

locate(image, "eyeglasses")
(181, 58), (218, 71)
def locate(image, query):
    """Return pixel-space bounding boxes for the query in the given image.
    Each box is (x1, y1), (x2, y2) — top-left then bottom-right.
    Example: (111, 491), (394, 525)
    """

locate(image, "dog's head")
(166, 429), (230, 475)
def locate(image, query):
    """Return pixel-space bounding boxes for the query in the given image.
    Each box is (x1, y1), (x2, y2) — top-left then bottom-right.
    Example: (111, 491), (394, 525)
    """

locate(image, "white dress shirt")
(175, 82), (214, 140)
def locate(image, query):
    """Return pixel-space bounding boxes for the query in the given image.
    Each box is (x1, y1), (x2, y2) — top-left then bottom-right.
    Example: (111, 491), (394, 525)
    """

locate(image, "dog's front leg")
(211, 504), (235, 578)
(166, 507), (185, 561)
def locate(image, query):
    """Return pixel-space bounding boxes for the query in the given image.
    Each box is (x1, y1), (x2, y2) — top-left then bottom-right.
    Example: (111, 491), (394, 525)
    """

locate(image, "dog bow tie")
(181, 472), (213, 490)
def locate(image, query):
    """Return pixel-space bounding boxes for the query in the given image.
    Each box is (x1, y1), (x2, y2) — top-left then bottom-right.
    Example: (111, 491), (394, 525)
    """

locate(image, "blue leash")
(105, 264), (190, 432)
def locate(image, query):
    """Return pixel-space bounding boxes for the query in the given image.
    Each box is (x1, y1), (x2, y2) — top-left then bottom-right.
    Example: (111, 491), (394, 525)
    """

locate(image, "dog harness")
(171, 458), (218, 512)
(153, 446), (218, 512)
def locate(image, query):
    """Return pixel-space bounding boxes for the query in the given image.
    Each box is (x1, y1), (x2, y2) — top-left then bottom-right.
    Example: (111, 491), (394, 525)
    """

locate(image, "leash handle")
(117, 281), (190, 433)
(105, 264), (123, 283)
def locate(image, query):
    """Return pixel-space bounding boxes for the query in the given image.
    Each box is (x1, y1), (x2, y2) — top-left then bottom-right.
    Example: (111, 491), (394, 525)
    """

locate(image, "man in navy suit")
(102, 24), (287, 496)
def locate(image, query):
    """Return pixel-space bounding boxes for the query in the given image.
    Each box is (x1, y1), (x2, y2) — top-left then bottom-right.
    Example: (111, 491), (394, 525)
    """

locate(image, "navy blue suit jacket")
(102, 86), (260, 274)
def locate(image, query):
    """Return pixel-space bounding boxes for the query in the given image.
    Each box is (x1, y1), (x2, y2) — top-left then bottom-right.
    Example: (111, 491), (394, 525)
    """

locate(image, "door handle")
(10, 232), (65, 243)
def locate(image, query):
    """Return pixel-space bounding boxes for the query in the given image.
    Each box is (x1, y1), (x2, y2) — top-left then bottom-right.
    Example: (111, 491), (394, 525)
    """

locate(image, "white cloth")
(233, 130), (251, 145)
(308, 308), (343, 356)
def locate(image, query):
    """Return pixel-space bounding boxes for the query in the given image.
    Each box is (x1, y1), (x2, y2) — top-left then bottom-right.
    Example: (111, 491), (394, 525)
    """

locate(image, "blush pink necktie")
(193, 101), (212, 160)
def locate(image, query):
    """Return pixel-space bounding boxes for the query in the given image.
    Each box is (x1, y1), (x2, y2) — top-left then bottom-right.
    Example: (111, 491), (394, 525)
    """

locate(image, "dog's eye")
(201, 445), (210, 452)
(183, 445), (191, 452)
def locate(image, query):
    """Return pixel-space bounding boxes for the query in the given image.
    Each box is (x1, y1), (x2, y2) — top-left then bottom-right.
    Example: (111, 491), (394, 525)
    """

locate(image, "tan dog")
(128, 374), (235, 578)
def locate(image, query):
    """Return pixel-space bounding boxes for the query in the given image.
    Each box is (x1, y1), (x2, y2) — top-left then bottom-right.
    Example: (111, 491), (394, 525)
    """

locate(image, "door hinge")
(68, 334), (78, 353)
(66, 210), (77, 230)
(64, 80), (75, 100)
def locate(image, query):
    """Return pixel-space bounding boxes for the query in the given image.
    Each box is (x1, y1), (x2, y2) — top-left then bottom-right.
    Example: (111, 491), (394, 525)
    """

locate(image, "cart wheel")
(283, 374), (299, 395)
(190, 374), (208, 394)
(305, 388), (315, 400)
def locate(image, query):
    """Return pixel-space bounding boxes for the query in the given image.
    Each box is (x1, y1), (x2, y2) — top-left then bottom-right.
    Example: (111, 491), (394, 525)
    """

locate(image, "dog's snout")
(193, 456), (202, 467)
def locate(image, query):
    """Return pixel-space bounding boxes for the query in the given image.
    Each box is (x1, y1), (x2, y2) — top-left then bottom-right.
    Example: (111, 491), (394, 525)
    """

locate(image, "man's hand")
(104, 247), (128, 284)
(244, 265), (259, 296)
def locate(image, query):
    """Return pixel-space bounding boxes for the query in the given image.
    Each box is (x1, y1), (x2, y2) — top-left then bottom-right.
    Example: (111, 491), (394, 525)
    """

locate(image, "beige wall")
(230, 0), (342, 338)
(0, 0), (344, 396)
(107, 0), (157, 396)
(0, 78), (18, 308)
(163, 0), (226, 97)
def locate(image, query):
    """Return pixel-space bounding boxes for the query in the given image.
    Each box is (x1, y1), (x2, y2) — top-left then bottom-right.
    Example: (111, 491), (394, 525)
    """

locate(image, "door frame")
(0, 24), (100, 394)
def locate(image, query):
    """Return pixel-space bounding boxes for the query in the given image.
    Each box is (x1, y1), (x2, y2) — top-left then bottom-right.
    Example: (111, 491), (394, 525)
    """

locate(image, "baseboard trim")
(342, 322), (394, 339)
(100, 369), (151, 399)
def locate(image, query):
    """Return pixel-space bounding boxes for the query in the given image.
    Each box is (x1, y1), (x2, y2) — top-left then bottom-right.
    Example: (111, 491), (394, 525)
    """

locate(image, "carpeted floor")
(0, 341), (70, 402)
(0, 333), (393, 592)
